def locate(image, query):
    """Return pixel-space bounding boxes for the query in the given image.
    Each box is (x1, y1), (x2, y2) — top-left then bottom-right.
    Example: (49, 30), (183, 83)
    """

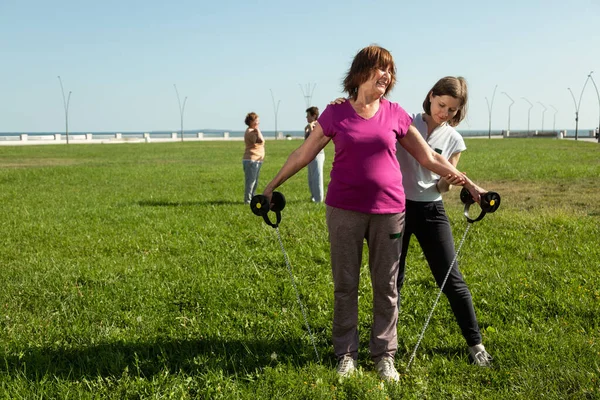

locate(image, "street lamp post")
(537, 102), (547, 133)
(173, 84), (187, 142)
(550, 105), (558, 132)
(567, 72), (593, 140)
(501, 91), (514, 133)
(522, 97), (533, 135)
(57, 76), (71, 144)
(588, 71), (600, 139)
(300, 82), (317, 108)
(485, 84), (498, 139)
(567, 88), (579, 140)
(270, 89), (281, 139)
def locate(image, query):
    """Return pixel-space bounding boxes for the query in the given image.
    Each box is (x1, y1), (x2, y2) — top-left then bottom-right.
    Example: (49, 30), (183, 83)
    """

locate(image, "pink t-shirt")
(318, 98), (412, 214)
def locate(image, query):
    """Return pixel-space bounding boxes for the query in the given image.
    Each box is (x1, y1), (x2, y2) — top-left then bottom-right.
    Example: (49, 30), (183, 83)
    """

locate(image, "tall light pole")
(173, 84), (187, 142)
(588, 71), (600, 138)
(501, 91), (514, 133)
(57, 76), (71, 144)
(567, 88), (578, 140)
(537, 102), (547, 132)
(485, 84), (498, 139)
(299, 82), (317, 108)
(522, 97), (533, 135)
(270, 89), (281, 139)
(550, 105), (558, 132)
(567, 73), (592, 140)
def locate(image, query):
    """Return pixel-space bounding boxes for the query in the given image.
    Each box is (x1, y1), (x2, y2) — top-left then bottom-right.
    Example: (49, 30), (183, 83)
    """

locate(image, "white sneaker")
(375, 357), (399, 382)
(469, 349), (493, 367)
(468, 344), (493, 367)
(336, 355), (357, 377)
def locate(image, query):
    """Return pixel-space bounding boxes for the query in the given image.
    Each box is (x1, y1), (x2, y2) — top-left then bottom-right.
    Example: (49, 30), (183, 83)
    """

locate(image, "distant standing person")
(243, 112), (265, 204)
(305, 106), (325, 202)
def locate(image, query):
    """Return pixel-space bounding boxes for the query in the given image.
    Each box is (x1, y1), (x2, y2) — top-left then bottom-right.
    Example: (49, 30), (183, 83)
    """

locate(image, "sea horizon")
(0, 128), (596, 139)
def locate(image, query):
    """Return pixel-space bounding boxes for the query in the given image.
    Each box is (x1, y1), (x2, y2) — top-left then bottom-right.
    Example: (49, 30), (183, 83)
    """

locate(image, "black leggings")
(398, 200), (482, 346)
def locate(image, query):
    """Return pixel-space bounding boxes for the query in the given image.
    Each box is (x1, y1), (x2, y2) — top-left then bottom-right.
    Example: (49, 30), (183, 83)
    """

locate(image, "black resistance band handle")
(460, 188), (501, 223)
(250, 191), (286, 228)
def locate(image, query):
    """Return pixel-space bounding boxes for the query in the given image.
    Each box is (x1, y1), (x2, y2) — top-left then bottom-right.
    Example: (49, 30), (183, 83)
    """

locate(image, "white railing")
(0, 131), (303, 145)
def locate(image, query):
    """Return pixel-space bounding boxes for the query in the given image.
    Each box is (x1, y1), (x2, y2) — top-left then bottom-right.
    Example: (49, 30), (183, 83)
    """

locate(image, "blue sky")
(1, 0), (599, 133)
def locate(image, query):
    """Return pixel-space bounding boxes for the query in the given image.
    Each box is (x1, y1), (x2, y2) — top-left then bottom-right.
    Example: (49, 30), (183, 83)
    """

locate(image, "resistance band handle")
(460, 188), (501, 224)
(250, 192), (286, 228)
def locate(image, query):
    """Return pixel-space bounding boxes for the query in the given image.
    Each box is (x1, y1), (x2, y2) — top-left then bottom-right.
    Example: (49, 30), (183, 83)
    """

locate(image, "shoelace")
(340, 357), (354, 369)
(338, 357), (355, 372)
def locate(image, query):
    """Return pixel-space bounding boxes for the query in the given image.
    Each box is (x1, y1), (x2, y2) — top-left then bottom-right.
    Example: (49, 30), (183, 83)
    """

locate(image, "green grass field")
(0, 139), (598, 399)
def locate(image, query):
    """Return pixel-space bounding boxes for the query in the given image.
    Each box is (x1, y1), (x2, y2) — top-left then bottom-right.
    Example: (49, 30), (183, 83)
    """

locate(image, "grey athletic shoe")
(375, 357), (399, 382)
(469, 349), (493, 367)
(336, 355), (357, 377)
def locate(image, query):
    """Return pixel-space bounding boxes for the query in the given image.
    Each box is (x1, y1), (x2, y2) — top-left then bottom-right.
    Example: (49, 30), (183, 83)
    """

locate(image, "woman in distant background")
(304, 106), (325, 202)
(242, 112), (265, 204)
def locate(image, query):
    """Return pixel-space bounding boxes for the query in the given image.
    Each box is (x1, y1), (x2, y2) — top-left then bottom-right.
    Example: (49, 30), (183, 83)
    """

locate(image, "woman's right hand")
(442, 174), (464, 186)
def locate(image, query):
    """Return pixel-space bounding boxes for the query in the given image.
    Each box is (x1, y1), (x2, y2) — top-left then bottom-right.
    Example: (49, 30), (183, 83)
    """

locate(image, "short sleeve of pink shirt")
(318, 98), (412, 214)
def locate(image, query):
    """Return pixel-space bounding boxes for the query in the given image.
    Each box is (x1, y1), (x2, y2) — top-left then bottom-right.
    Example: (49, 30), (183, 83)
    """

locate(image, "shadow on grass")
(136, 200), (240, 207)
(411, 343), (466, 358)
(1, 336), (322, 381)
(136, 199), (315, 207)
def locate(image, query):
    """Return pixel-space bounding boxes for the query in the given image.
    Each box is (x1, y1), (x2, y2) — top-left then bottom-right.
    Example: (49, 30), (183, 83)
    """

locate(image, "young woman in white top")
(396, 76), (493, 366)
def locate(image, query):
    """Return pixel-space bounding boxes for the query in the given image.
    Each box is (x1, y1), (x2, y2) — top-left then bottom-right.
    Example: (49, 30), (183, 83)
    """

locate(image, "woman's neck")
(354, 90), (381, 107)
(350, 90), (382, 119)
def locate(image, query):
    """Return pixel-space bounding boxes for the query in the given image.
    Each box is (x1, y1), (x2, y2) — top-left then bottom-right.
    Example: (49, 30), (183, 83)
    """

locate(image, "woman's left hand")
(329, 97), (346, 105)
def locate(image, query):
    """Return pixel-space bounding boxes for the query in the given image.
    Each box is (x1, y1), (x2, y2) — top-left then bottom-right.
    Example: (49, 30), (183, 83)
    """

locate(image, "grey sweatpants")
(326, 205), (405, 363)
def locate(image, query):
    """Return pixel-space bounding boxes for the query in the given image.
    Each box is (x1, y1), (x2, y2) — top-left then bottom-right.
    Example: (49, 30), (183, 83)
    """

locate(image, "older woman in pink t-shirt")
(262, 45), (485, 381)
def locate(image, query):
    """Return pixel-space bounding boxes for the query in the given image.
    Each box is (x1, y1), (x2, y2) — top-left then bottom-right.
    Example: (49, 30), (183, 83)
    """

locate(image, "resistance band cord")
(405, 223), (472, 371)
(275, 226), (321, 363)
